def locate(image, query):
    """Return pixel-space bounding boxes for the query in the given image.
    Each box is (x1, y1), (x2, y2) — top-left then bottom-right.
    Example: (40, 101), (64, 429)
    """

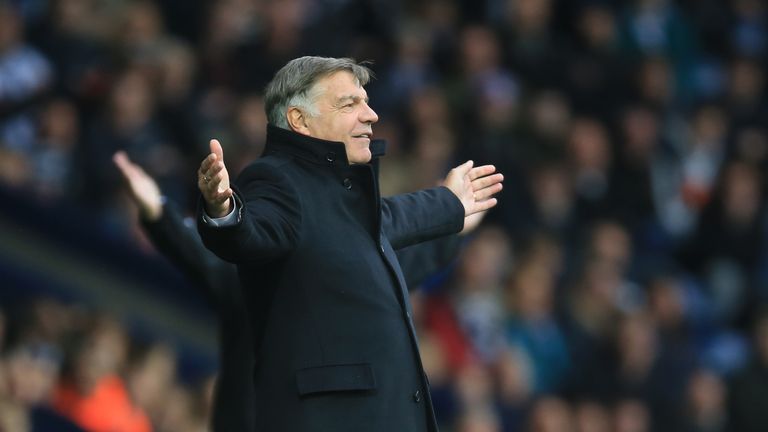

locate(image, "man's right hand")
(113, 151), (163, 221)
(198, 139), (234, 218)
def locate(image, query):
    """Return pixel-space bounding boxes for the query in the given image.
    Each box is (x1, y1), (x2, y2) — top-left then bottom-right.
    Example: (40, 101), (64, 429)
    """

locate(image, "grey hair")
(265, 56), (373, 129)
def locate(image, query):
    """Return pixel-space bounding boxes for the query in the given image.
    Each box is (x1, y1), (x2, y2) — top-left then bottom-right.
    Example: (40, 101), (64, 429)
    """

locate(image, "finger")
(210, 139), (224, 162)
(215, 188), (234, 202)
(203, 172), (222, 191)
(208, 186), (233, 205)
(113, 151), (138, 174)
(471, 173), (504, 190)
(113, 150), (128, 168)
(199, 153), (218, 175)
(198, 177), (208, 193)
(113, 151), (145, 183)
(201, 181), (227, 204)
(204, 161), (229, 184)
(473, 182), (503, 200)
(467, 165), (496, 181)
(202, 166), (231, 194)
(202, 164), (218, 181)
(210, 169), (230, 193)
(452, 160), (474, 177)
(472, 198), (498, 213)
(113, 152), (130, 177)
(198, 169), (219, 193)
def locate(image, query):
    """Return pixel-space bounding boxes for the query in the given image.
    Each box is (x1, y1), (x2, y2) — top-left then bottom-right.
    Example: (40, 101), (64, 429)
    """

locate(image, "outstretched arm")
(196, 140), (301, 263)
(113, 151), (236, 304)
(382, 161), (503, 250)
(395, 195), (489, 290)
(142, 203), (237, 305)
(382, 186), (465, 250)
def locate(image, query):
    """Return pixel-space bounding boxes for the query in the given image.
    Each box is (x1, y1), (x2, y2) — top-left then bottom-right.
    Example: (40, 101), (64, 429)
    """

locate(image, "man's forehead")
(317, 71), (367, 96)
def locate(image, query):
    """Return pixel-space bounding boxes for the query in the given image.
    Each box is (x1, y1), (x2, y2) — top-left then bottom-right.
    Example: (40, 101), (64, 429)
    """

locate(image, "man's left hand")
(444, 160), (503, 217)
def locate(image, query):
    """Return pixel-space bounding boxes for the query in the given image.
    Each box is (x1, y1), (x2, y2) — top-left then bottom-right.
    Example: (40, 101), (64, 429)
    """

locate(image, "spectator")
(53, 316), (151, 432)
(0, 2), (52, 159)
(685, 368), (728, 432)
(728, 310), (768, 431)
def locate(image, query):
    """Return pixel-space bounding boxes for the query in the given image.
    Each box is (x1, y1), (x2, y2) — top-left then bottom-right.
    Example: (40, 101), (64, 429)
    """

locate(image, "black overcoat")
(141, 205), (254, 432)
(198, 125), (464, 431)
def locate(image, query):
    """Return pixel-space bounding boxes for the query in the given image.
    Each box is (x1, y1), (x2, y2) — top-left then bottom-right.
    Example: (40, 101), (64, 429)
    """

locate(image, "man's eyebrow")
(336, 95), (369, 104)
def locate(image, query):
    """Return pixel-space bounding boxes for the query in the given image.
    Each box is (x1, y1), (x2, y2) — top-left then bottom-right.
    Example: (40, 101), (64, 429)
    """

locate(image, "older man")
(197, 57), (502, 431)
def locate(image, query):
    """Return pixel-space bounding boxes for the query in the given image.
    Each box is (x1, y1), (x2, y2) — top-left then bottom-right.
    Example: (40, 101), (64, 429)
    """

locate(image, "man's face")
(303, 71), (379, 164)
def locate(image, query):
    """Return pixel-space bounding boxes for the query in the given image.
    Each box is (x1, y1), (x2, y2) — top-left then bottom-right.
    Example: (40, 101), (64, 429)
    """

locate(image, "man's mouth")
(353, 133), (372, 140)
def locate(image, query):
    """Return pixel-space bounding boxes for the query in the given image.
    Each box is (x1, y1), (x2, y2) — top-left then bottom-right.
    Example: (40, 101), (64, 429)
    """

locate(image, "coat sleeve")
(197, 161), (302, 263)
(381, 186), (465, 250)
(395, 234), (463, 290)
(142, 203), (238, 306)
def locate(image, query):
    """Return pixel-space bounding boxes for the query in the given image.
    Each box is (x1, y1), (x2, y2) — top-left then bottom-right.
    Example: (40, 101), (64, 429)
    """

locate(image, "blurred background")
(1, 0), (768, 431)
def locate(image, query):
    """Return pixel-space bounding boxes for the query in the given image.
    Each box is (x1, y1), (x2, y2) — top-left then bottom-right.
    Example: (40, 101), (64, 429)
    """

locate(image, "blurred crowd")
(0, 300), (213, 431)
(1, 0), (768, 431)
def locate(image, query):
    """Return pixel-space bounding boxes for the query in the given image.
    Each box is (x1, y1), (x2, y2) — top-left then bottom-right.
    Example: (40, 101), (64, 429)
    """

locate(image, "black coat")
(198, 125), (465, 432)
(141, 205), (254, 432)
(142, 203), (461, 432)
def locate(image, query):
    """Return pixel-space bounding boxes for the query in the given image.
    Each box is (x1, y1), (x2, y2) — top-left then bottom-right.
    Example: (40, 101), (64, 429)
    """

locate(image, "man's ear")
(287, 107), (311, 136)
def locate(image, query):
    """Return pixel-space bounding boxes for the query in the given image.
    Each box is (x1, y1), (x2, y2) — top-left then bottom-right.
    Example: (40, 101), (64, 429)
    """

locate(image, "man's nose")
(361, 103), (379, 124)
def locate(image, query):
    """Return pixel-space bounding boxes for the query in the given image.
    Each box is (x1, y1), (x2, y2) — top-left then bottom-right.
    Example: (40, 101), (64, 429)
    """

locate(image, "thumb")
(210, 139), (225, 161)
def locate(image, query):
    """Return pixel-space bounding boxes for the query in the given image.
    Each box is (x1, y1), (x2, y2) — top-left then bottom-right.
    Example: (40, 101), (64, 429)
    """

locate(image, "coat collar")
(265, 124), (386, 166)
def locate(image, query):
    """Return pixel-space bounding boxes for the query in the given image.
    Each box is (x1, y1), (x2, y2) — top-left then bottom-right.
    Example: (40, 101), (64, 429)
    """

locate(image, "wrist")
(140, 196), (165, 222)
(206, 198), (233, 218)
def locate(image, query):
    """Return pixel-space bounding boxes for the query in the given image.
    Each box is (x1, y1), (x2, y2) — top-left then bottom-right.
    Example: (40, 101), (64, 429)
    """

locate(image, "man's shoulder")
(238, 153), (296, 179)
(235, 153), (305, 193)
(246, 152), (295, 171)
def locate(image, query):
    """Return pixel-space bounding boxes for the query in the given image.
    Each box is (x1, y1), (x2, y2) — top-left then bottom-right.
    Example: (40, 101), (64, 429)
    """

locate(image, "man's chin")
(349, 148), (372, 164)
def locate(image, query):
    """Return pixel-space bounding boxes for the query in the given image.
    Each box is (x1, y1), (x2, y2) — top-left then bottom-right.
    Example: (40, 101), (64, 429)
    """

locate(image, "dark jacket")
(141, 205), (254, 432)
(142, 203), (461, 432)
(198, 125), (465, 432)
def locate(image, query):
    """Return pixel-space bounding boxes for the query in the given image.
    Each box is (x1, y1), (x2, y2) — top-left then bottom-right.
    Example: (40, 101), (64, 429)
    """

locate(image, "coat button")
(326, 152), (336, 163)
(379, 245), (385, 253)
(413, 390), (421, 403)
(343, 178), (352, 189)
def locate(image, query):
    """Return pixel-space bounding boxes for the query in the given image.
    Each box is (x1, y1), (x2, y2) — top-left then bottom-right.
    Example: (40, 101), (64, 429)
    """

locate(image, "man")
(197, 56), (503, 431)
(114, 151), (253, 432)
(114, 150), (487, 431)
